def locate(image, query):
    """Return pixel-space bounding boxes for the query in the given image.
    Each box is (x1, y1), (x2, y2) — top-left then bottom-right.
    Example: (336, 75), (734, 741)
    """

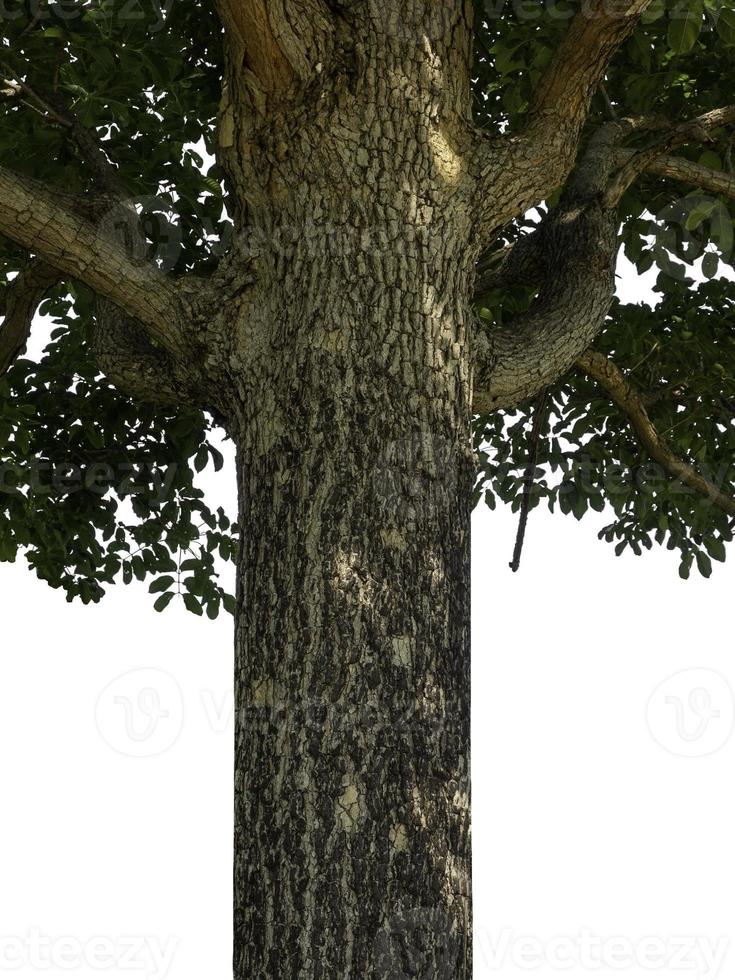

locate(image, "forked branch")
(473, 124), (625, 413)
(473, 0), (654, 236)
(0, 165), (189, 358)
(0, 260), (58, 375)
(604, 105), (735, 206)
(577, 349), (735, 518)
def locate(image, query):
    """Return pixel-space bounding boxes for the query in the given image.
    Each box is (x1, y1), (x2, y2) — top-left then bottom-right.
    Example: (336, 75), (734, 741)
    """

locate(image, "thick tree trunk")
(232, 236), (475, 977)
(233, 376), (473, 975)
(221, 5), (478, 975)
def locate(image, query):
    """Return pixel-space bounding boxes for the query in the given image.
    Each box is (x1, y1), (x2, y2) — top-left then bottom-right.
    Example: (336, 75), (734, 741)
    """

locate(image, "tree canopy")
(1, 0), (734, 614)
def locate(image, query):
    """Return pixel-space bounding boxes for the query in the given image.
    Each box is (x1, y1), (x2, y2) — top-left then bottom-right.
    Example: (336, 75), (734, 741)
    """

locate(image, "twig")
(510, 389), (550, 573)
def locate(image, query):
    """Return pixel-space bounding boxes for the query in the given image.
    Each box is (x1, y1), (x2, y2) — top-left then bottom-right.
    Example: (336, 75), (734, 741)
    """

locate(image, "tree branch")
(473, 124), (624, 413)
(0, 260), (58, 375)
(644, 154), (735, 200)
(1, 55), (129, 200)
(577, 349), (735, 518)
(92, 300), (205, 408)
(528, 1), (652, 133)
(473, 0), (653, 237)
(604, 105), (735, 206)
(0, 165), (190, 359)
(610, 148), (735, 202)
(215, 0), (334, 100)
(475, 232), (546, 297)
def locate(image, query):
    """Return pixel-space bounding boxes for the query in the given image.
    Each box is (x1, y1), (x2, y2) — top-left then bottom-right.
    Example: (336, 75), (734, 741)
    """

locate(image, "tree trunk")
(232, 234), (475, 977)
(222, 5), (478, 975)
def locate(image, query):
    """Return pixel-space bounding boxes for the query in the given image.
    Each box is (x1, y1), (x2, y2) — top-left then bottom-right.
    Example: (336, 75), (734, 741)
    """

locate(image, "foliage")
(0, 0), (235, 612)
(0, 0), (734, 609)
(475, 278), (735, 578)
(473, 0), (735, 575)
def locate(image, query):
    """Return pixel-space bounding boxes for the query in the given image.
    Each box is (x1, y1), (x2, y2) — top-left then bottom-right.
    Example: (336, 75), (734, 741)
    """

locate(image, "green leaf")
(715, 4), (735, 44)
(153, 591), (175, 612)
(702, 252), (720, 279)
(194, 446), (209, 473)
(707, 537), (727, 562)
(696, 552), (713, 578)
(149, 575), (175, 594)
(685, 198), (715, 231)
(183, 593), (203, 616)
(668, 3), (704, 53)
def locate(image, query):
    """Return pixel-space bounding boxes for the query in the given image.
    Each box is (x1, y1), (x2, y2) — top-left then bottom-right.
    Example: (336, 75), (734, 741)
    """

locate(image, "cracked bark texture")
(473, 125), (624, 413)
(0, 1), (691, 976)
(222, 3), (476, 976)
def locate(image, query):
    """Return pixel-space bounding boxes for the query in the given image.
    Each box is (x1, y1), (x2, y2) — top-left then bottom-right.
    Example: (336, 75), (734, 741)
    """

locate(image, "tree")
(1, 0), (734, 974)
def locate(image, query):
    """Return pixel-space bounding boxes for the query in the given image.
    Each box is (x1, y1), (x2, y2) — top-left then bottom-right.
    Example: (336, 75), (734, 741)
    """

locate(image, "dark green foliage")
(475, 278), (735, 577)
(0, 1), (238, 611)
(1, 0), (734, 607)
(0, 284), (237, 610)
(473, 0), (735, 574)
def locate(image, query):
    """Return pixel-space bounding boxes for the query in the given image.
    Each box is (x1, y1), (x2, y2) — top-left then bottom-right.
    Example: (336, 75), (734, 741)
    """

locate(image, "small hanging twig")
(510, 389), (549, 573)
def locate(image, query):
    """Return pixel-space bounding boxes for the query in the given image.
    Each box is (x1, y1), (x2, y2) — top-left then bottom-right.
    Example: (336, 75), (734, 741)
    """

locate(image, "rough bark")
(472, 123), (625, 413)
(0, 259), (58, 375)
(614, 151), (735, 201)
(4, 2), (731, 977)
(219, 4), (477, 976)
(471, 0), (654, 241)
(0, 165), (188, 356)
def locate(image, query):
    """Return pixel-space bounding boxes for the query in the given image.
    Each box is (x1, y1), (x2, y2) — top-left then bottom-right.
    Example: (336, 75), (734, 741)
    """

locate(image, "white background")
(0, 264), (733, 978)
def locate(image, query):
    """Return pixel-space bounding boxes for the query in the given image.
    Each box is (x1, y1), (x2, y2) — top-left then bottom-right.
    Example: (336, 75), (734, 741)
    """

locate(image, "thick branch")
(472, 202), (617, 413)
(473, 124), (625, 413)
(475, 232), (546, 297)
(529, 0), (652, 135)
(473, 0), (652, 237)
(93, 301), (204, 409)
(604, 106), (735, 206)
(640, 154), (735, 200)
(577, 350), (735, 518)
(0, 260), (58, 375)
(215, 0), (334, 99)
(0, 165), (189, 358)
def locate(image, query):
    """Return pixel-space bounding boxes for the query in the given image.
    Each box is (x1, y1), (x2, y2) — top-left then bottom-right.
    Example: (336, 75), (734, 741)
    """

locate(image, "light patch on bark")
(429, 129), (463, 186)
(334, 549), (376, 608)
(380, 527), (407, 552)
(337, 782), (362, 833)
(391, 636), (413, 669)
(219, 105), (235, 149)
(250, 678), (281, 709)
(390, 822), (409, 855)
